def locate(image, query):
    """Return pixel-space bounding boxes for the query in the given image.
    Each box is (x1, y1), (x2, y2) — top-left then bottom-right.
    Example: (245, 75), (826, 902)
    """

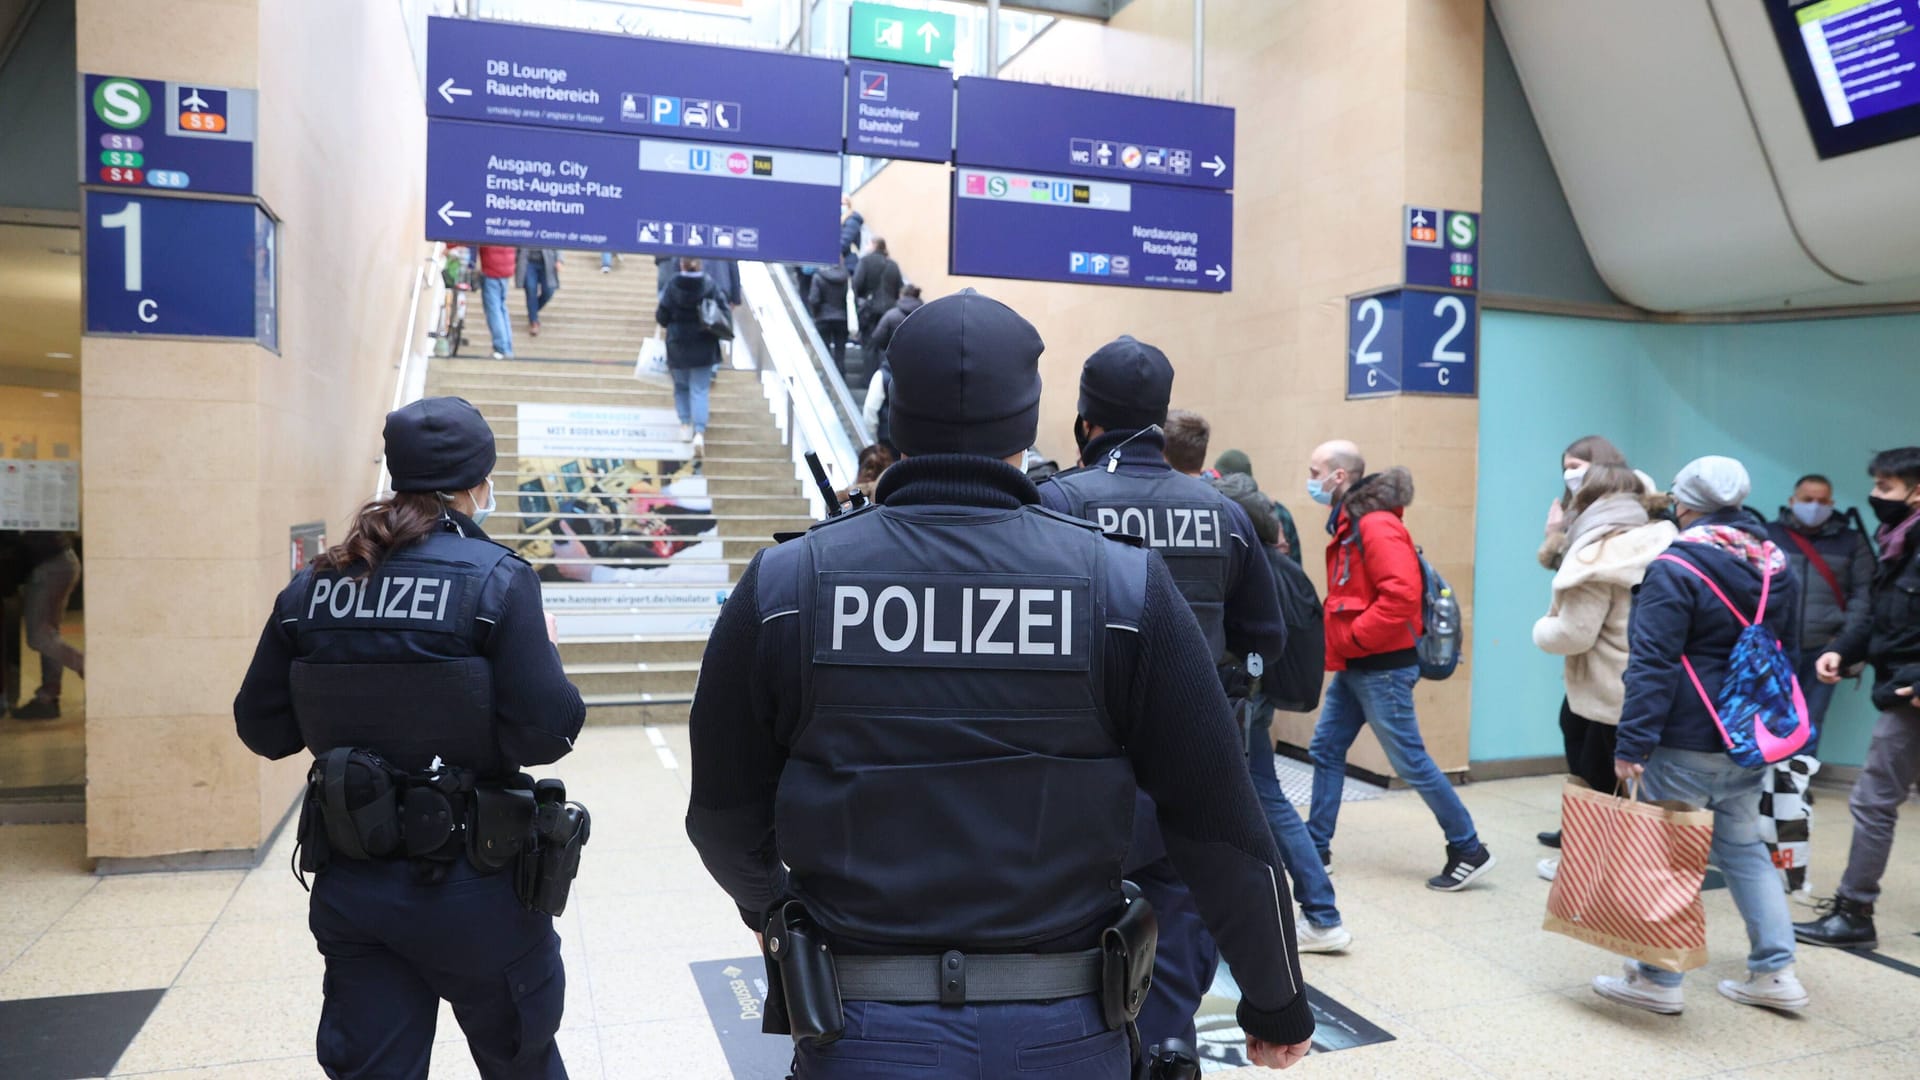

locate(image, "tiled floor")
(1, 725), (1916, 1078)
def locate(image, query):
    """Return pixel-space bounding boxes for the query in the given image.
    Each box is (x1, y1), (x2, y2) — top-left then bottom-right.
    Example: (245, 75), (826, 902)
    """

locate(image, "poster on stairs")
(508, 403), (728, 603)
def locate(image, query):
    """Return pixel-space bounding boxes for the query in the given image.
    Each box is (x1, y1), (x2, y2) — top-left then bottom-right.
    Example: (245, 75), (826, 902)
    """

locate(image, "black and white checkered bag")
(1758, 754), (1819, 893)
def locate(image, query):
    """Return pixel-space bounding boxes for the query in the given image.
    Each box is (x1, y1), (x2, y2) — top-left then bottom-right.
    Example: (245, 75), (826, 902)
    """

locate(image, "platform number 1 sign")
(85, 192), (276, 345)
(1346, 288), (1477, 399)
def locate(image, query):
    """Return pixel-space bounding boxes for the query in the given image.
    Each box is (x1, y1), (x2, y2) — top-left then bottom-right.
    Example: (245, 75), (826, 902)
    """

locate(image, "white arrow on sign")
(436, 201), (472, 227)
(1203, 155), (1227, 177)
(916, 22), (941, 51)
(438, 78), (472, 104)
(1205, 264), (1227, 282)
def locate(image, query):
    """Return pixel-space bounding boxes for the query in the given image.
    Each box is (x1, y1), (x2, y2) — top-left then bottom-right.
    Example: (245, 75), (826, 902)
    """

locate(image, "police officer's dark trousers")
(793, 996), (1130, 1079)
(1131, 859), (1218, 1051)
(309, 855), (566, 1079)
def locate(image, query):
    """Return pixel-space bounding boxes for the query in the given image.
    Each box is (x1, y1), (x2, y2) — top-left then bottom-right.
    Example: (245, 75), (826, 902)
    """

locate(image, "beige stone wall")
(78, 0), (431, 857)
(852, 0), (1484, 774)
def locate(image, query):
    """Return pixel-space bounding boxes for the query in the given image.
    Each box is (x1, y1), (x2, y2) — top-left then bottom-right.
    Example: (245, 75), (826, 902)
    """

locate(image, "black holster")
(1101, 882), (1158, 1031)
(764, 902), (844, 1045)
(512, 778), (590, 916)
(1139, 1038), (1199, 1080)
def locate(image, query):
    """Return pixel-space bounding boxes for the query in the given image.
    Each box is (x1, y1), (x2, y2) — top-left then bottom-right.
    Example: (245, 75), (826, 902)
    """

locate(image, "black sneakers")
(1794, 897), (1877, 950)
(1428, 844), (1497, 891)
(10, 698), (60, 721)
(1537, 830), (1562, 849)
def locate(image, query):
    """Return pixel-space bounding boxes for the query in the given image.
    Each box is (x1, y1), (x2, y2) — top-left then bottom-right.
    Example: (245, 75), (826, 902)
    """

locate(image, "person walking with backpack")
(1530, 464), (1677, 881)
(655, 257), (725, 457)
(1796, 447), (1920, 950)
(1594, 455), (1810, 1016)
(1304, 440), (1494, 891)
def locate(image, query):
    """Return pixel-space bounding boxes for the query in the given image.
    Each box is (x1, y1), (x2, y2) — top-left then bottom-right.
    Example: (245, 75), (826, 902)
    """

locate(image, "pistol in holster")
(1101, 881), (1158, 1031)
(1137, 1038), (1200, 1080)
(761, 901), (845, 1045)
(508, 778), (591, 916)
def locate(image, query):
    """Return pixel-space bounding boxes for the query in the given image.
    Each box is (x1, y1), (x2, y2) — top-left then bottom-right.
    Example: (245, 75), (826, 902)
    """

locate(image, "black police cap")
(384, 396), (497, 493)
(1078, 336), (1174, 432)
(886, 289), (1045, 460)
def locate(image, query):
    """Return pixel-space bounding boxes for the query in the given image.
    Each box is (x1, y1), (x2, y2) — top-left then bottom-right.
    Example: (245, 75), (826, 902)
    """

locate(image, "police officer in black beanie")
(235, 396), (585, 1079)
(687, 292), (1312, 1076)
(1039, 336), (1295, 1055)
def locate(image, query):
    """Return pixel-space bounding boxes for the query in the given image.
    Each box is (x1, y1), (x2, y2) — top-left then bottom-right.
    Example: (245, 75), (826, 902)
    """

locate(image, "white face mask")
(1564, 466), (1589, 494)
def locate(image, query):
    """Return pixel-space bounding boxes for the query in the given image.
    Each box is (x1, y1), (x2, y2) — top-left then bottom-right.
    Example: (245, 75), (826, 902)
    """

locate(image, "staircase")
(423, 252), (810, 726)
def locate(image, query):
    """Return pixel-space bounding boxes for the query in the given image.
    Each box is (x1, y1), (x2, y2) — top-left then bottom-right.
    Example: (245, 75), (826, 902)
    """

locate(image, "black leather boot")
(1537, 830), (1562, 849)
(1794, 897), (1877, 949)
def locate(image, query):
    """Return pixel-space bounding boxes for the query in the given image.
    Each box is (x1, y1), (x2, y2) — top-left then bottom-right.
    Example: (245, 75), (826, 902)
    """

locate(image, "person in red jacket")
(1304, 439), (1495, 891)
(476, 244), (516, 359)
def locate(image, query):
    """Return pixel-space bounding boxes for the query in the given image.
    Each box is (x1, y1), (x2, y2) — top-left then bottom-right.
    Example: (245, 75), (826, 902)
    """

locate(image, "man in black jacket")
(852, 237), (903, 352)
(686, 292), (1312, 1075)
(1798, 447), (1920, 950)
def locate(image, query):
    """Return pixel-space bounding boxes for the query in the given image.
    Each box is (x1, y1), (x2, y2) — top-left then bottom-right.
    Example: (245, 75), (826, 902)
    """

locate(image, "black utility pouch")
(766, 902), (844, 1045)
(294, 774), (330, 877)
(469, 787), (533, 873)
(1101, 883), (1159, 1031)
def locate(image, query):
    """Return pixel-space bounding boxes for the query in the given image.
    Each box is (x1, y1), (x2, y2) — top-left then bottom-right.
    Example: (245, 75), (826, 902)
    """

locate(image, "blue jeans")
(1635, 748), (1796, 985)
(523, 276), (556, 325)
(480, 276), (512, 356)
(600, 251), (613, 269)
(1308, 665), (1480, 853)
(794, 995), (1128, 1079)
(1248, 700), (1342, 927)
(671, 363), (715, 432)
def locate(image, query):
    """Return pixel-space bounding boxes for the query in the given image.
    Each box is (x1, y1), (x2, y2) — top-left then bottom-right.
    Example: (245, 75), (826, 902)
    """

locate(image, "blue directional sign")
(954, 77), (1234, 190)
(1347, 288), (1476, 399)
(425, 16), (845, 153)
(81, 74), (258, 196)
(426, 119), (840, 265)
(1404, 206), (1478, 291)
(85, 192), (277, 345)
(846, 60), (954, 163)
(951, 168), (1232, 292)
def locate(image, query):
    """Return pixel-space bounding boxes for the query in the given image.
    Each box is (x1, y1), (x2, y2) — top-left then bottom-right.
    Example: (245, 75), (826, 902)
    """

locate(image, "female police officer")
(235, 396), (585, 1079)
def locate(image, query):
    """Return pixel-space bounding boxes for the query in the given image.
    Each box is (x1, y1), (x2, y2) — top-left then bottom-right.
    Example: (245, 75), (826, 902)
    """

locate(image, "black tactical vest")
(279, 525), (515, 775)
(757, 502), (1149, 950)
(1045, 465), (1234, 663)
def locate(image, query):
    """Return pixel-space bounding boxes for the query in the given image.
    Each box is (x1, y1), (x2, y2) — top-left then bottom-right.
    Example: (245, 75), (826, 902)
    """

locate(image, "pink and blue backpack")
(1656, 548), (1814, 768)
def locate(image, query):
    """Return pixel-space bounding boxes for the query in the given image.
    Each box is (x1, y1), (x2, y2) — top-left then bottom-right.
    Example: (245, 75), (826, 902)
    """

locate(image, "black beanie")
(1078, 336), (1174, 431)
(886, 289), (1045, 460)
(385, 397), (497, 493)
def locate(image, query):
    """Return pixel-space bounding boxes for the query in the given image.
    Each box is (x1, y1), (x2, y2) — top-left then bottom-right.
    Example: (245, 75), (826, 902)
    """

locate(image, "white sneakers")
(691, 432), (705, 457)
(1295, 918), (1352, 954)
(1717, 967), (1809, 1012)
(679, 424), (694, 444)
(1592, 961), (1809, 1015)
(1592, 961), (1685, 1015)
(1537, 857), (1559, 881)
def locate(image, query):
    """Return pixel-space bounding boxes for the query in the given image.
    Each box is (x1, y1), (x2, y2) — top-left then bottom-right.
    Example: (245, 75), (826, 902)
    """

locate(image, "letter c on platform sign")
(1437, 367), (1450, 386)
(1367, 367), (1378, 387)
(137, 298), (159, 323)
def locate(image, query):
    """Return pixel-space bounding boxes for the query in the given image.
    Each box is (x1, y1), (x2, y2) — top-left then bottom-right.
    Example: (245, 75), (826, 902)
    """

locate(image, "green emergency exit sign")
(849, 2), (957, 68)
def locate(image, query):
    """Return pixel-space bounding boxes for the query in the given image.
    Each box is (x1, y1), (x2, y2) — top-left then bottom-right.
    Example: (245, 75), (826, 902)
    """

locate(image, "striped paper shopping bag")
(1545, 779), (1715, 972)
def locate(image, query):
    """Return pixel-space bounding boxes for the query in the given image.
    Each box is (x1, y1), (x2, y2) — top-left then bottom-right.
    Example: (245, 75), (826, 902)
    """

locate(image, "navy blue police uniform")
(1038, 336), (1288, 1052)
(234, 397), (586, 1080)
(686, 293), (1312, 1078)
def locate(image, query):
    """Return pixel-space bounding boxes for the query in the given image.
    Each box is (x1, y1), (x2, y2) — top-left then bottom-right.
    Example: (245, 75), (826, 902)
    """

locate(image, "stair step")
(566, 664), (701, 696)
(560, 636), (709, 664)
(491, 460), (796, 482)
(582, 698), (692, 726)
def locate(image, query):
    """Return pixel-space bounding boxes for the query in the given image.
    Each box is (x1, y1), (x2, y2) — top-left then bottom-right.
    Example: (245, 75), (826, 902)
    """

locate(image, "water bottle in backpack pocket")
(1654, 549), (1814, 768)
(1414, 549), (1461, 681)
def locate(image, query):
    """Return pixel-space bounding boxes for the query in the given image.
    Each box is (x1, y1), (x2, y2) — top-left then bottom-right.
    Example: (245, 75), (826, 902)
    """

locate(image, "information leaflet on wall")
(0, 461), (80, 532)
(426, 119), (840, 264)
(81, 74), (258, 196)
(954, 77), (1235, 190)
(1346, 288), (1477, 399)
(845, 60), (955, 163)
(951, 167), (1231, 292)
(425, 16), (845, 153)
(1403, 206), (1478, 291)
(84, 192), (278, 346)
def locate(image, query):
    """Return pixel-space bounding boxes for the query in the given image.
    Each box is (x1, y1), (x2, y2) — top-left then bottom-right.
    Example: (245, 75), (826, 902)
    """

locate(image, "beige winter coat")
(1532, 514), (1678, 724)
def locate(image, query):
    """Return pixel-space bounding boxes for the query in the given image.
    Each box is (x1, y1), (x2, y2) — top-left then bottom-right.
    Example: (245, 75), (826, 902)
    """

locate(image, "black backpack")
(1263, 549), (1325, 713)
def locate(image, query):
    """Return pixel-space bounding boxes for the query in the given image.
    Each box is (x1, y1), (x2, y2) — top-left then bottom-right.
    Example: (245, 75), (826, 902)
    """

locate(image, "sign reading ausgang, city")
(425, 16), (844, 153)
(84, 191), (278, 346)
(950, 168), (1232, 293)
(426, 119), (840, 264)
(845, 60), (955, 163)
(80, 74), (259, 196)
(955, 77), (1235, 191)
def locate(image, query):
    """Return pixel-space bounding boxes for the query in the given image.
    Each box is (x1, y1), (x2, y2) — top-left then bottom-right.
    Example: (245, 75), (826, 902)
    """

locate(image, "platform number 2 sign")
(1346, 289), (1477, 399)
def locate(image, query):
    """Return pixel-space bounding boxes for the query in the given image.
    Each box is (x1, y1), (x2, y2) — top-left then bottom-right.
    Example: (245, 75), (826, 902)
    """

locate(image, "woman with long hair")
(234, 397), (585, 1078)
(1540, 434), (1631, 570)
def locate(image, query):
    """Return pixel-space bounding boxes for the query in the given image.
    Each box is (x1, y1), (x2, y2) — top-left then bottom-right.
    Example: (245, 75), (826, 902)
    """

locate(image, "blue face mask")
(1790, 500), (1832, 529)
(1307, 476), (1334, 505)
(471, 480), (496, 525)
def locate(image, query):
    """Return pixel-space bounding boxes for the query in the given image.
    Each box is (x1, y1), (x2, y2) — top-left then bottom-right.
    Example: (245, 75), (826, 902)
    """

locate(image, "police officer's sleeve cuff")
(1236, 992), (1316, 1049)
(738, 905), (769, 932)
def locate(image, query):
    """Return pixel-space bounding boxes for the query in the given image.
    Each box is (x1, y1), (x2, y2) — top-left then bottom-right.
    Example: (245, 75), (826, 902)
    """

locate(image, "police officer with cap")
(235, 396), (585, 1079)
(1039, 336), (1290, 1053)
(687, 292), (1312, 1076)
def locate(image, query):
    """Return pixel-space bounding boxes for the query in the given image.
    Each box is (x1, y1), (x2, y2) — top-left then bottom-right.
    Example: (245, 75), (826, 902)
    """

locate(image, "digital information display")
(1767, 0), (1920, 157)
